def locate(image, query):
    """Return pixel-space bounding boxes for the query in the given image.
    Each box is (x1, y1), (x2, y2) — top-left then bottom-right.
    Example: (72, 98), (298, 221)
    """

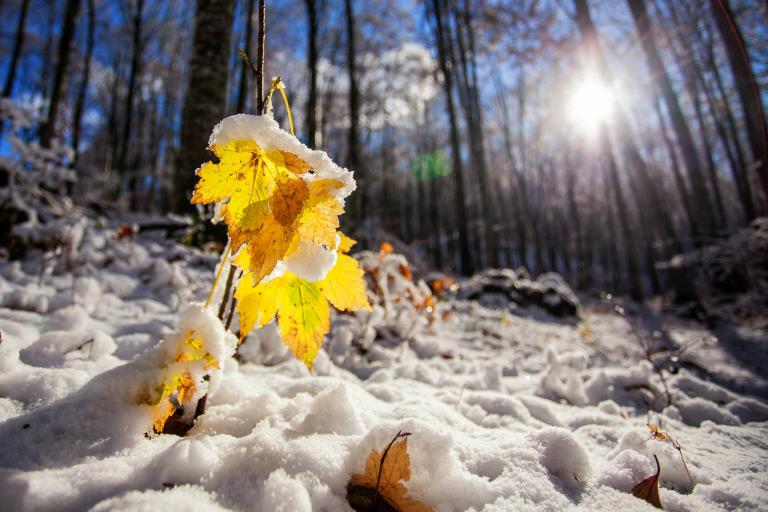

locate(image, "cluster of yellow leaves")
(192, 140), (344, 285)
(192, 136), (371, 371)
(347, 433), (431, 512)
(144, 331), (220, 433)
(235, 233), (371, 370)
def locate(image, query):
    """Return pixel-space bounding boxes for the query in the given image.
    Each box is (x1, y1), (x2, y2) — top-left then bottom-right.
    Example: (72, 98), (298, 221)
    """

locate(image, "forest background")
(1, 0), (766, 300)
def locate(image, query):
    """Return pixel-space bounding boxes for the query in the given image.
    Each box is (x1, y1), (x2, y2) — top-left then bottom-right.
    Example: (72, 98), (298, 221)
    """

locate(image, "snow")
(0, 220), (767, 511)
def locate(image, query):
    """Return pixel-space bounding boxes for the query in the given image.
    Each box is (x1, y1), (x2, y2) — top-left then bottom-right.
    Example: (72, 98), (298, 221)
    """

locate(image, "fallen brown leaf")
(632, 454), (663, 509)
(347, 431), (431, 512)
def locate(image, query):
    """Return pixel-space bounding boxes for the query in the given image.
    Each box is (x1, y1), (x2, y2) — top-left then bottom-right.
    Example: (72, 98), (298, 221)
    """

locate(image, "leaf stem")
(204, 244), (231, 308)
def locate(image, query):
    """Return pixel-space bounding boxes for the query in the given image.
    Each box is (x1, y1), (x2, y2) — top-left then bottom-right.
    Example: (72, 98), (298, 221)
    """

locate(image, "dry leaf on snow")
(632, 454), (663, 509)
(347, 431), (431, 512)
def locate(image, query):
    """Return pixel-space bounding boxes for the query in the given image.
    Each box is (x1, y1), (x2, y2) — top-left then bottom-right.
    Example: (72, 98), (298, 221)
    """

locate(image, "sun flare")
(567, 78), (615, 136)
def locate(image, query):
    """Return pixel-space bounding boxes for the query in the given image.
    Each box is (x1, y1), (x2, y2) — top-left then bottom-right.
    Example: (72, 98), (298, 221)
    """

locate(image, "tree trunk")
(698, 37), (756, 221)
(574, 0), (643, 299)
(654, 95), (696, 235)
(304, 0), (319, 148)
(40, 0), (81, 148)
(39, 0), (56, 119)
(344, 0), (363, 223)
(431, 0), (472, 274)
(627, 0), (717, 237)
(72, 0), (96, 168)
(2, 0), (30, 98)
(236, 0), (256, 113)
(120, 0), (144, 210)
(104, 55), (122, 181)
(452, 0), (498, 267)
(710, 0), (768, 202)
(176, 0), (236, 212)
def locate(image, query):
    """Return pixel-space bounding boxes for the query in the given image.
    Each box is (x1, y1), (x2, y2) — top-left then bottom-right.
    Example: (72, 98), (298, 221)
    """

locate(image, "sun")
(567, 78), (614, 137)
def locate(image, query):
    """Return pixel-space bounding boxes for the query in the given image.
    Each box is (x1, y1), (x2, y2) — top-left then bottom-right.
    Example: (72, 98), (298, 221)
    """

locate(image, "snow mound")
(459, 268), (580, 318)
(0, 221), (766, 511)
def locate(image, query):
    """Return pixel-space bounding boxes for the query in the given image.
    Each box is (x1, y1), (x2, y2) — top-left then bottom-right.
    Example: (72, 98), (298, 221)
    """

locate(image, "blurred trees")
(0, 0), (766, 298)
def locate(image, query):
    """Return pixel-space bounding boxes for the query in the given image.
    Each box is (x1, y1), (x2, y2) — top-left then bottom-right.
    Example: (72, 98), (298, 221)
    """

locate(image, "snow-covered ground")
(0, 223), (766, 511)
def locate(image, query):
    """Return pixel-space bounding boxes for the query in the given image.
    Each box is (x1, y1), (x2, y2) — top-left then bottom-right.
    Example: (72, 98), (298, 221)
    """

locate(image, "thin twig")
(217, 264), (237, 320)
(238, 48), (258, 76)
(256, 0), (266, 113)
(225, 270), (242, 331)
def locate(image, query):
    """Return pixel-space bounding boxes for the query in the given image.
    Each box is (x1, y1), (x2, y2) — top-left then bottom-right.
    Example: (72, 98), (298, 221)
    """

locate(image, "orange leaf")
(379, 241), (394, 254)
(631, 454), (663, 509)
(400, 263), (412, 282)
(280, 150), (312, 174)
(347, 432), (431, 512)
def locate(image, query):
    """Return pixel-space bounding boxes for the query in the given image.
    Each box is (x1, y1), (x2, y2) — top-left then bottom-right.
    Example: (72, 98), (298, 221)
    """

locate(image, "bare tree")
(710, 0), (768, 203)
(40, 0), (82, 148)
(236, 0), (256, 113)
(628, 0), (717, 237)
(573, 0), (643, 298)
(345, 0), (363, 223)
(431, 0), (473, 274)
(304, 0), (320, 147)
(2, 0), (30, 99)
(72, 0), (96, 167)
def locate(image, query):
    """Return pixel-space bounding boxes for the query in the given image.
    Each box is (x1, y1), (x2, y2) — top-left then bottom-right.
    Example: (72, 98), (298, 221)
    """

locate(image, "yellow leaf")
(243, 212), (293, 285)
(271, 173), (310, 226)
(319, 254), (371, 312)
(192, 140), (320, 285)
(150, 371), (197, 433)
(338, 232), (357, 253)
(298, 179), (345, 248)
(235, 271), (283, 338)
(348, 434), (431, 512)
(280, 150), (312, 174)
(276, 275), (330, 371)
(174, 332), (220, 370)
(191, 140), (261, 205)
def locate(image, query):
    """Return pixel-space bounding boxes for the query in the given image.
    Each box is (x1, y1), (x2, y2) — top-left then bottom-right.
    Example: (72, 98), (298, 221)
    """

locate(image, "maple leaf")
(319, 254), (372, 312)
(631, 454), (663, 509)
(276, 275), (330, 367)
(192, 139), (344, 286)
(296, 179), (345, 249)
(236, 239), (370, 370)
(234, 271), (283, 337)
(338, 232), (357, 253)
(347, 432), (431, 512)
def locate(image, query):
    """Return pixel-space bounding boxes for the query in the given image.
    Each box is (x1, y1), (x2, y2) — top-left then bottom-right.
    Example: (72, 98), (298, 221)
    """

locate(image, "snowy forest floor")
(0, 218), (766, 511)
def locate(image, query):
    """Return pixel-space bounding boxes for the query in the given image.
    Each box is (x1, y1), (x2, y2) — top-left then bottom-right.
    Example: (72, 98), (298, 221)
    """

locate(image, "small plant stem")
(256, 0), (265, 112)
(220, 1), (267, 326)
(217, 264), (237, 320)
(204, 244), (231, 308)
(225, 270), (242, 331)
